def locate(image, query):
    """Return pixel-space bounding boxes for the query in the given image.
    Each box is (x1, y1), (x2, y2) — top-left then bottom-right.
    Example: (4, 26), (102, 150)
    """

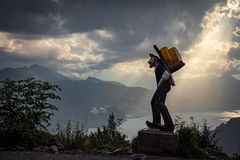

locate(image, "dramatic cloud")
(0, 0), (65, 35)
(1, 0), (240, 89)
(175, 0), (240, 80)
(0, 31), (105, 74)
(59, 0), (223, 62)
(229, 47), (240, 60)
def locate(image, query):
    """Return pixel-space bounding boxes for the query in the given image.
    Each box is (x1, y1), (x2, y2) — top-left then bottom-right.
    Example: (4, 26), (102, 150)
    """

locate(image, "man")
(146, 53), (174, 132)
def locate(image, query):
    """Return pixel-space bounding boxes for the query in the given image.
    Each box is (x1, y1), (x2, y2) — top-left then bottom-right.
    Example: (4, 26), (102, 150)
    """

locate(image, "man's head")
(148, 53), (160, 68)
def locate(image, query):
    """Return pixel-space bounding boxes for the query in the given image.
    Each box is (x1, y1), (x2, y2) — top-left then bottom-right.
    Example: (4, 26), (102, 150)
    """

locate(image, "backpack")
(153, 45), (185, 73)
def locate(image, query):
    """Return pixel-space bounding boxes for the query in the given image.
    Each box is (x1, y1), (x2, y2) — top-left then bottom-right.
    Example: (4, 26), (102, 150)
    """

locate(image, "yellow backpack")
(154, 45), (185, 73)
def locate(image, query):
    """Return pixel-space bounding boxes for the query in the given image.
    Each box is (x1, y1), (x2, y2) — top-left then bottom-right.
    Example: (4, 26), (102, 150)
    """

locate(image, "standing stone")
(137, 128), (178, 154)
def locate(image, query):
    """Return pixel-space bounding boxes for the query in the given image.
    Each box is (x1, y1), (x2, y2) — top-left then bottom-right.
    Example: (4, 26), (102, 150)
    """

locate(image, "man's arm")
(158, 70), (170, 87)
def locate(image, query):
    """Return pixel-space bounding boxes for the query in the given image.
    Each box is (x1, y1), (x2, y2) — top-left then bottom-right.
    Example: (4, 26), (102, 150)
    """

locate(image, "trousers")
(151, 82), (174, 127)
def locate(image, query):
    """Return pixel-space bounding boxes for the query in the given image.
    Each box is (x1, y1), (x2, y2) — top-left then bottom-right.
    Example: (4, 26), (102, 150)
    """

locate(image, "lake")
(120, 110), (240, 139)
(49, 110), (240, 140)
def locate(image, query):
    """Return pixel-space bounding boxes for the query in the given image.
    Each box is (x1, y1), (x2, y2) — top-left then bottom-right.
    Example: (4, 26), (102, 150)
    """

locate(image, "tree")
(0, 78), (61, 149)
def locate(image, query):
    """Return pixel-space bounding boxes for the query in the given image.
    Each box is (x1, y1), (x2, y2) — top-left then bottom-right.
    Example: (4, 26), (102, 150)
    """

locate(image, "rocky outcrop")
(137, 128), (178, 154)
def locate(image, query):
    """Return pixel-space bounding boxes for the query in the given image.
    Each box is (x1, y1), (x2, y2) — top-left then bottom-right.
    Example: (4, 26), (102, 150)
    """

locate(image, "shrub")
(56, 120), (88, 150)
(232, 147), (240, 160)
(56, 113), (131, 152)
(88, 113), (130, 151)
(175, 116), (223, 158)
(0, 78), (61, 150)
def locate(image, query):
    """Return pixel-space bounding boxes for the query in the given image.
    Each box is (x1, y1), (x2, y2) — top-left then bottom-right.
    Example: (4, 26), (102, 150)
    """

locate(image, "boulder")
(42, 146), (49, 152)
(33, 147), (41, 152)
(137, 128), (178, 154)
(48, 145), (59, 154)
(131, 154), (146, 160)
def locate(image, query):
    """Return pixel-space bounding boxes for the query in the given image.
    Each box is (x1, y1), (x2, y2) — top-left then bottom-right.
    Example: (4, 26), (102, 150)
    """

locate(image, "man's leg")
(151, 88), (161, 125)
(158, 85), (174, 131)
(146, 88), (161, 128)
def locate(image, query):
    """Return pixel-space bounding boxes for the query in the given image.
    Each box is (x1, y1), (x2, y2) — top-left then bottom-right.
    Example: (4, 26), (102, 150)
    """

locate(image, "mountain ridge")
(0, 64), (152, 127)
(214, 117), (240, 156)
(1, 64), (240, 126)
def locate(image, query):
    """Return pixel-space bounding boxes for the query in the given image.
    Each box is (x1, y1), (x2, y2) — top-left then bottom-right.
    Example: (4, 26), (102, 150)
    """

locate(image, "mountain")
(54, 77), (152, 127)
(1, 64), (240, 127)
(167, 73), (240, 112)
(0, 64), (69, 82)
(0, 64), (152, 127)
(214, 117), (240, 156)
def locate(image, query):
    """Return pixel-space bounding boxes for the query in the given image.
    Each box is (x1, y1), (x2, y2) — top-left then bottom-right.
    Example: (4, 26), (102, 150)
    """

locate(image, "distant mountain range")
(0, 64), (240, 127)
(0, 64), (152, 127)
(0, 64), (69, 82)
(214, 117), (240, 156)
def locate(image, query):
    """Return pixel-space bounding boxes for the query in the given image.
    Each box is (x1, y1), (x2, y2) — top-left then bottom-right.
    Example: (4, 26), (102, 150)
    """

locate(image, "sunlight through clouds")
(95, 58), (154, 88)
(95, 30), (114, 39)
(0, 0), (239, 90)
(177, 0), (240, 80)
(96, 0), (240, 89)
(219, 110), (240, 121)
(221, 110), (240, 118)
(90, 0), (240, 89)
(163, 0), (240, 112)
(0, 32), (22, 52)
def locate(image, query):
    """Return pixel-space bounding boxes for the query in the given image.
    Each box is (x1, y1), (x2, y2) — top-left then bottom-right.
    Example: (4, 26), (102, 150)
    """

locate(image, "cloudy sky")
(0, 0), (239, 89)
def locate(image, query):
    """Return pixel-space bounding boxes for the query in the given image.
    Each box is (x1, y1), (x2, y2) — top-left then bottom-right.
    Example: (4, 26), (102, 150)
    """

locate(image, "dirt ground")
(0, 151), (186, 160)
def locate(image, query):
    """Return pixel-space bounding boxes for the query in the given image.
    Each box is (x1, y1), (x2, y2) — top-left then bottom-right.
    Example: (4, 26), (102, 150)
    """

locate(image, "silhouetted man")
(146, 53), (174, 132)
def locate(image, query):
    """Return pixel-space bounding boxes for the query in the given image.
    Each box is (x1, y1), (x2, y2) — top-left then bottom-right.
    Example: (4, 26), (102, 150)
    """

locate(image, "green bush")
(0, 78), (61, 150)
(175, 116), (224, 159)
(56, 120), (88, 150)
(35, 130), (56, 147)
(88, 113), (130, 151)
(56, 113), (131, 152)
(232, 147), (240, 160)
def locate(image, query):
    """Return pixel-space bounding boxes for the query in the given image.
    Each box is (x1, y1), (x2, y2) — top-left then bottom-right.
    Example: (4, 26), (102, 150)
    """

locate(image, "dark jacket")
(155, 62), (171, 90)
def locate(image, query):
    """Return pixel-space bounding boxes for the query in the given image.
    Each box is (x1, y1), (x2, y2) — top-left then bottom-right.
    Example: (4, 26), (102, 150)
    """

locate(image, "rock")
(33, 147), (41, 152)
(131, 154), (146, 160)
(102, 151), (113, 155)
(127, 149), (133, 155)
(97, 149), (113, 155)
(112, 148), (123, 155)
(54, 138), (64, 150)
(61, 149), (83, 154)
(42, 146), (49, 152)
(48, 145), (59, 154)
(56, 142), (64, 150)
(137, 128), (178, 154)
(208, 155), (218, 160)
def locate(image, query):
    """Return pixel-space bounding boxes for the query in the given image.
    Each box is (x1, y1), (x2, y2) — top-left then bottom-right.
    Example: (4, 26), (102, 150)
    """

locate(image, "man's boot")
(146, 121), (160, 129)
(158, 125), (174, 132)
